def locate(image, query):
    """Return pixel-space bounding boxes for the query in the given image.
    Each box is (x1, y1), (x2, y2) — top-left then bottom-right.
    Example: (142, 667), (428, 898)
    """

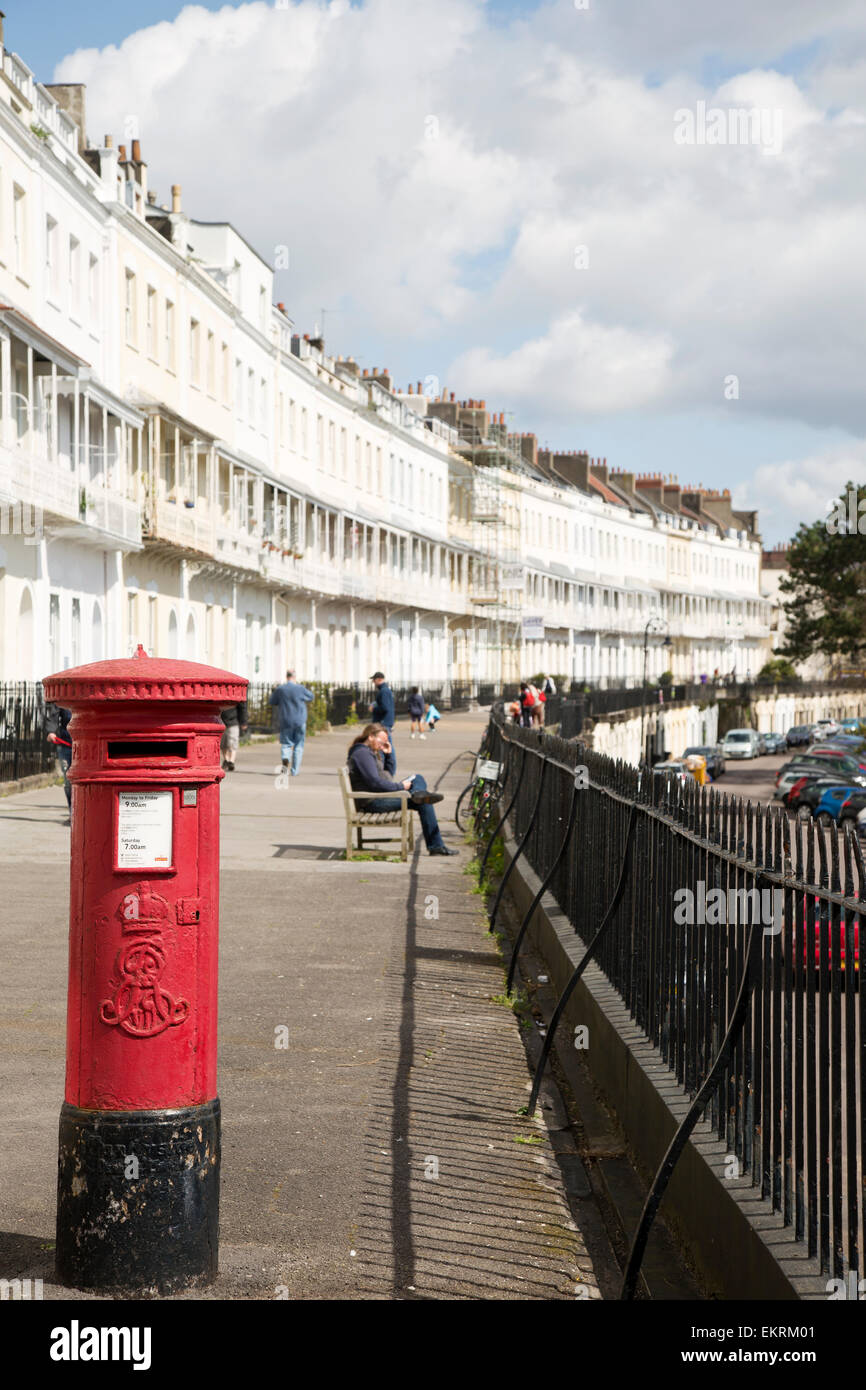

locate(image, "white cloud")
(448, 309), (674, 413)
(734, 441), (866, 541)
(53, 0), (866, 434)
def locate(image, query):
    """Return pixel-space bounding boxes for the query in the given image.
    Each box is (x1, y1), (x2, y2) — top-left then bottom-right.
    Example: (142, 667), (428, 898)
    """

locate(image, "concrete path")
(0, 712), (606, 1300)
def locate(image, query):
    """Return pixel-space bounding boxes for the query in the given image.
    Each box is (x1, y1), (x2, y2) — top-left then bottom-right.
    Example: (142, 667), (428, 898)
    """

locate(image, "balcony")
(0, 438), (78, 525)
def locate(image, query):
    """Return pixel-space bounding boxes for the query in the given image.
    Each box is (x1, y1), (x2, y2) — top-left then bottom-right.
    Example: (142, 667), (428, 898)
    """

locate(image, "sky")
(8, 0), (866, 544)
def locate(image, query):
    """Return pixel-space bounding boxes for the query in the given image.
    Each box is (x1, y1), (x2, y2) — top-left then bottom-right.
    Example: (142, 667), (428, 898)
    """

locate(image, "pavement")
(0, 712), (613, 1301)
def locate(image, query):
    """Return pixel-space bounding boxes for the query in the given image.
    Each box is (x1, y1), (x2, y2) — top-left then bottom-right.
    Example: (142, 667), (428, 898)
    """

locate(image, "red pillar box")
(42, 646), (247, 1294)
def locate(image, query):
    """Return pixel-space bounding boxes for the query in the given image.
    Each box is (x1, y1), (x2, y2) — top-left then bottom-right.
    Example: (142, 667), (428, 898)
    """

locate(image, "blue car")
(811, 785), (866, 832)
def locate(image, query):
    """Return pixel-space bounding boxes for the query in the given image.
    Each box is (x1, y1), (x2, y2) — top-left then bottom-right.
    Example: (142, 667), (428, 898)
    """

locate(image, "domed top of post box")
(43, 644), (248, 707)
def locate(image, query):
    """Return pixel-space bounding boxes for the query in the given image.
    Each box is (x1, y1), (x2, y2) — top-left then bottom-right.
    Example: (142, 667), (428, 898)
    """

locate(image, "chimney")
(171, 184), (182, 214)
(551, 451), (591, 491)
(44, 83), (88, 155)
(0, 12), (5, 53)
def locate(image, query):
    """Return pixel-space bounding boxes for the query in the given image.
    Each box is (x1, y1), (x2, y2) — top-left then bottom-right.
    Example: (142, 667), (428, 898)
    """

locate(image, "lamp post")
(640, 616), (672, 768)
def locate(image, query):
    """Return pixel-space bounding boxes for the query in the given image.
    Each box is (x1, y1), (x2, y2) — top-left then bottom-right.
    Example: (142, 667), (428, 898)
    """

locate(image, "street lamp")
(640, 616), (672, 767)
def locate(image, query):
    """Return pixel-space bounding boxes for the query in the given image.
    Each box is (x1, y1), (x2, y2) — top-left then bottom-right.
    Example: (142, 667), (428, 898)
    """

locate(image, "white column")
(0, 332), (11, 448)
(104, 549), (124, 659)
(26, 345), (34, 454)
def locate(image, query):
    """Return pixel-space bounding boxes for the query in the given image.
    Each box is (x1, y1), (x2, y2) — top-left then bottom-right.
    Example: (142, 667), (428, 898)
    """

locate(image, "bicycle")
(454, 743), (504, 833)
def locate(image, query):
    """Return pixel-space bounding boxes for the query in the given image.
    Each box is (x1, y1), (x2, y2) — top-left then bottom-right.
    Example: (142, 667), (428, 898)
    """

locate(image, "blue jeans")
(383, 726), (396, 776)
(280, 723), (306, 775)
(363, 773), (444, 851)
(58, 750), (71, 808)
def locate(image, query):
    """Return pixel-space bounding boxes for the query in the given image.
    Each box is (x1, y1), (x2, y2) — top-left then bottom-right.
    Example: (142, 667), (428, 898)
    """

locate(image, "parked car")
(786, 725), (813, 748)
(811, 786), (866, 831)
(840, 718), (865, 733)
(721, 728), (762, 759)
(775, 770), (860, 804)
(761, 732), (787, 754)
(812, 719), (842, 739)
(803, 747), (866, 774)
(682, 744), (725, 779)
(651, 760), (690, 786)
(779, 753), (866, 783)
(789, 781), (866, 827)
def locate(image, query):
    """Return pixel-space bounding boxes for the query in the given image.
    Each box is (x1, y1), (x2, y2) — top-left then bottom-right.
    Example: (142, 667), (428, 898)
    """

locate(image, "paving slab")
(0, 711), (611, 1300)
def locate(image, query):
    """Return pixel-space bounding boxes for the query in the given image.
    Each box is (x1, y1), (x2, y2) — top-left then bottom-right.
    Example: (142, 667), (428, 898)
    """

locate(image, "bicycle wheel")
(454, 782), (475, 832)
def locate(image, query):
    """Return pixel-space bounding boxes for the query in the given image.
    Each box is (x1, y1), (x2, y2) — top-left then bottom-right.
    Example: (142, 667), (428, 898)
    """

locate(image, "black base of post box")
(55, 1099), (220, 1295)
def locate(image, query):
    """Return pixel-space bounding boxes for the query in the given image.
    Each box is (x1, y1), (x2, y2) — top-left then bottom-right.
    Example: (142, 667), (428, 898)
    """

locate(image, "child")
(408, 686), (426, 738)
(425, 701), (441, 733)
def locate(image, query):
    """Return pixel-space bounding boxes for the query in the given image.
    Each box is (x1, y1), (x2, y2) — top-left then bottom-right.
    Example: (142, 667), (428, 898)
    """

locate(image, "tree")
(779, 482), (866, 666)
(756, 657), (798, 684)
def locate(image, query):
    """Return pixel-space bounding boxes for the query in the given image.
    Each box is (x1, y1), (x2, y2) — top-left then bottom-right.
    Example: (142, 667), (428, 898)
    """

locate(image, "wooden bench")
(337, 766), (415, 861)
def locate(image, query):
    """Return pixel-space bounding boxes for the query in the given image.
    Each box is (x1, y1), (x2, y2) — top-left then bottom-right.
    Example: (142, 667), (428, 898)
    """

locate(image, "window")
(259, 285), (267, 330)
(68, 236), (80, 316)
(13, 185), (26, 278)
(126, 592), (136, 650)
(124, 270), (137, 344)
(221, 343), (230, 401)
(189, 318), (200, 385)
(165, 299), (175, 370)
(235, 359), (243, 414)
(71, 598), (81, 667)
(247, 368), (255, 421)
(148, 595), (157, 655)
(88, 253), (100, 322)
(146, 286), (157, 358)
(207, 330), (216, 395)
(45, 215), (59, 299)
(260, 376), (267, 431)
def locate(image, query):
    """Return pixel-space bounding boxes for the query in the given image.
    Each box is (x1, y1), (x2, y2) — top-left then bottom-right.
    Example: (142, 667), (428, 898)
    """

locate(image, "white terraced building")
(0, 29), (772, 691)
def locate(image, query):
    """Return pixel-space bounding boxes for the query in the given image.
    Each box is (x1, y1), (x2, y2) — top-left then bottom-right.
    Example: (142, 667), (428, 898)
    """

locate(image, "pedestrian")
(507, 698), (521, 724)
(408, 686), (425, 739)
(370, 670), (397, 774)
(528, 679), (545, 727)
(269, 670), (314, 777)
(220, 700), (248, 772)
(46, 704), (72, 821)
(542, 674), (556, 697)
(519, 682), (534, 727)
(425, 701), (441, 733)
(347, 723), (457, 856)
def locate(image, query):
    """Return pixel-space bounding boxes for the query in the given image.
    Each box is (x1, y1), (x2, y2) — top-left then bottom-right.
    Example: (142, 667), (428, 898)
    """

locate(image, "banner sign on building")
(500, 564), (524, 590)
(522, 614), (544, 641)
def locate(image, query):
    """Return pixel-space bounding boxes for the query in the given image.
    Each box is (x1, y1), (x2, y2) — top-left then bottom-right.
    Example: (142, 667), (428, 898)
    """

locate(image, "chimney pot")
(131, 138), (142, 162)
(104, 133), (114, 148)
(171, 184), (182, 213)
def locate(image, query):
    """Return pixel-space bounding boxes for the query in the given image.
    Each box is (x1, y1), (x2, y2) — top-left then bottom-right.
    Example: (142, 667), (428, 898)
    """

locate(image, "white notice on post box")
(117, 790), (173, 869)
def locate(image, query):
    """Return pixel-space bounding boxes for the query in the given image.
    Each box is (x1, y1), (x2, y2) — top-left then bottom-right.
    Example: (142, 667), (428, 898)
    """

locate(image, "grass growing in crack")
(513, 1134), (544, 1146)
(489, 984), (532, 1031)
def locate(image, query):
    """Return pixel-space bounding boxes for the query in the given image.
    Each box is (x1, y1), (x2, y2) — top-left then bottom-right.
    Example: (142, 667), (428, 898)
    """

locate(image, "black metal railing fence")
(0, 683), (57, 784)
(484, 706), (864, 1287)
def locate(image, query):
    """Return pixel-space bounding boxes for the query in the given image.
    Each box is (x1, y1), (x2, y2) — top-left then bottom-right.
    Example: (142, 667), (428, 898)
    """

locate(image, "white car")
(812, 719), (841, 740)
(721, 728), (762, 759)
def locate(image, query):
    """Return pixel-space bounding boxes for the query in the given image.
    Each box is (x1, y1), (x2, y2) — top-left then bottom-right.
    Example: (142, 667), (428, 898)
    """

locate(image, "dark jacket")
(348, 742), (403, 794)
(407, 693), (424, 719)
(221, 702), (248, 729)
(47, 705), (73, 751)
(371, 682), (395, 728)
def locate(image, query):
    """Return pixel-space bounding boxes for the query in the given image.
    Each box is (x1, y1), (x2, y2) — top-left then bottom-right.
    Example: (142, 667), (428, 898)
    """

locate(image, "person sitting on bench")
(346, 723), (457, 856)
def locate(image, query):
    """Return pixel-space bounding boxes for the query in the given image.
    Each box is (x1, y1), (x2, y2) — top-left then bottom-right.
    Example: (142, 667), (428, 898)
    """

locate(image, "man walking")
(370, 670), (397, 775)
(220, 699), (248, 772)
(270, 670), (314, 777)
